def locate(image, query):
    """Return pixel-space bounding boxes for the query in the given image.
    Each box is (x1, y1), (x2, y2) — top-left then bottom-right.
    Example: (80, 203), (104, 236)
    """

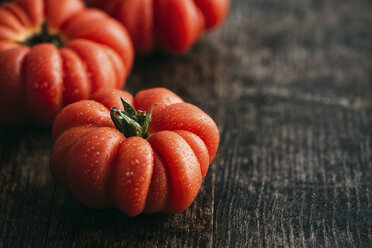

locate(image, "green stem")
(18, 22), (65, 48)
(110, 98), (157, 138)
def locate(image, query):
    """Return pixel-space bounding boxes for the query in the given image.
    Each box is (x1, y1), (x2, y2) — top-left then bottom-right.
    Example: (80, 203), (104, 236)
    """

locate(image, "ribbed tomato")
(89, 0), (229, 53)
(0, 0), (133, 125)
(50, 88), (220, 216)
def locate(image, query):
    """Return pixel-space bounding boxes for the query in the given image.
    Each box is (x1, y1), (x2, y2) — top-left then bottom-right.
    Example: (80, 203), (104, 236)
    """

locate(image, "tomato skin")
(89, 0), (229, 53)
(149, 102), (220, 162)
(67, 127), (123, 208)
(0, 0), (133, 126)
(0, 47), (29, 125)
(52, 100), (114, 140)
(143, 153), (169, 213)
(147, 131), (202, 213)
(112, 137), (154, 216)
(90, 88), (134, 110)
(50, 88), (220, 216)
(173, 130), (209, 178)
(59, 48), (90, 105)
(134, 87), (183, 116)
(50, 126), (97, 189)
(46, 0), (85, 30)
(193, 0), (229, 28)
(24, 44), (63, 125)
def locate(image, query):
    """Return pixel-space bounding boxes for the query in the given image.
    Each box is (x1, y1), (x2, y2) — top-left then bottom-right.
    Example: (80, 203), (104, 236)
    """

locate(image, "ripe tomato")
(50, 88), (220, 216)
(89, 0), (229, 53)
(0, 0), (133, 125)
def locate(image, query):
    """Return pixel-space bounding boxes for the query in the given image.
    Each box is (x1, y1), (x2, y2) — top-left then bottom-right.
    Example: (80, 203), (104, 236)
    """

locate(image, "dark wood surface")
(1, 0), (371, 247)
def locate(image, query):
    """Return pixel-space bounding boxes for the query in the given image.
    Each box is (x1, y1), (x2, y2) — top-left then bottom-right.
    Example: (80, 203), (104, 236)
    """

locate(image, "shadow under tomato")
(46, 187), (186, 246)
(0, 124), (51, 166)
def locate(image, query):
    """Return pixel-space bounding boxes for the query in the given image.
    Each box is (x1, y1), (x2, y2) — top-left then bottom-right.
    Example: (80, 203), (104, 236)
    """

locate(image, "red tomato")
(50, 88), (220, 216)
(0, 0), (133, 126)
(89, 0), (230, 53)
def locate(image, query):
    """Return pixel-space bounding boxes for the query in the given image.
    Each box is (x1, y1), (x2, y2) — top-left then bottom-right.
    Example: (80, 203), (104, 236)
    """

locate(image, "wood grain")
(0, 0), (371, 247)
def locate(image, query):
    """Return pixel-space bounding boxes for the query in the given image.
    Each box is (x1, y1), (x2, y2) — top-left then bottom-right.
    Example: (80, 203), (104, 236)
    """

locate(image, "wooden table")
(1, 0), (371, 247)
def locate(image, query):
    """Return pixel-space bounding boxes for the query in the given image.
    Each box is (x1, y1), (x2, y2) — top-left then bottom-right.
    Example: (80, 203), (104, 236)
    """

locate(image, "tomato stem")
(110, 98), (157, 138)
(18, 22), (65, 48)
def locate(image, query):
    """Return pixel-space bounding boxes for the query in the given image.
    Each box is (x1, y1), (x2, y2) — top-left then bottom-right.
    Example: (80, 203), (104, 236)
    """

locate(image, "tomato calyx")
(18, 22), (65, 48)
(110, 98), (157, 138)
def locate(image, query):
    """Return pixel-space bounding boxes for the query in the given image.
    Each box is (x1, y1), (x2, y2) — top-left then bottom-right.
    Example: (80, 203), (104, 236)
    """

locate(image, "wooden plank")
(212, 0), (372, 247)
(0, 127), (54, 248)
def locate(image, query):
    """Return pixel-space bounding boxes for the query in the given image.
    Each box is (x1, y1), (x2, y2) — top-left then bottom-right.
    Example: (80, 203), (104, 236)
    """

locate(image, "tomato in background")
(89, 0), (229, 53)
(0, 0), (133, 125)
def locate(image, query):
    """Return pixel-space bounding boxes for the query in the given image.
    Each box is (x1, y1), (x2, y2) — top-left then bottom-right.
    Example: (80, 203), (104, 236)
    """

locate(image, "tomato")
(50, 88), (220, 216)
(89, 0), (229, 53)
(0, 0), (133, 126)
